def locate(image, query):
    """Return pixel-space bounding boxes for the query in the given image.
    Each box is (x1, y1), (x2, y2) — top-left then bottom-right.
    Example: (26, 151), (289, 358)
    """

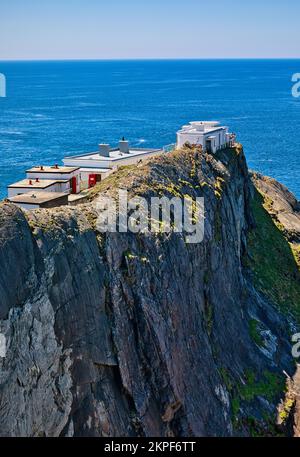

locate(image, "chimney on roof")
(29, 180), (33, 185)
(36, 178), (39, 183)
(40, 165), (44, 171)
(54, 164), (59, 169)
(99, 144), (110, 157)
(119, 138), (130, 154)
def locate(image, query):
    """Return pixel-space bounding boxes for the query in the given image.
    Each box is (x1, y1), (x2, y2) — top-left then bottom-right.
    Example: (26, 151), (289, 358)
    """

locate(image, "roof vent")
(99, 144), (110, 157)
(119, 138), (130, 154)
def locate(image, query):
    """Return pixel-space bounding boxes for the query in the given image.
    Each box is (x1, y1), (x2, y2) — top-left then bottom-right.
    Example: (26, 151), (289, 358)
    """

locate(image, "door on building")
(89, 174), (97, 188)
(71, 176), (77, 194)
(205, 139), (212, 152)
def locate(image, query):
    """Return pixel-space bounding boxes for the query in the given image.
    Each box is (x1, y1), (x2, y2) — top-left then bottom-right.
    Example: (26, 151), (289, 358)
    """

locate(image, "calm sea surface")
(0, 59), (299, 198)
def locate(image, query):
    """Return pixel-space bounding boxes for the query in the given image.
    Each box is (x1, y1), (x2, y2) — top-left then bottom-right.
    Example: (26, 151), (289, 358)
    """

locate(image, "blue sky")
(0, 0), (299, 60)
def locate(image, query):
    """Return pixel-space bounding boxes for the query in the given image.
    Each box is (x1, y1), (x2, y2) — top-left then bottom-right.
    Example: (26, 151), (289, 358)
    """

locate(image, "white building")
(26, 165), (80, 194)
(8, 178), (70, 198)
(63, 139), (165, 190)
(8, 192), (69, 211)
(176, 121), (235, 152)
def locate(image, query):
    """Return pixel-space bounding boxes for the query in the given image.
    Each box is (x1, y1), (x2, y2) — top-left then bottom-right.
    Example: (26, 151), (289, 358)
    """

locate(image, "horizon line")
(1, 57), (300, 63)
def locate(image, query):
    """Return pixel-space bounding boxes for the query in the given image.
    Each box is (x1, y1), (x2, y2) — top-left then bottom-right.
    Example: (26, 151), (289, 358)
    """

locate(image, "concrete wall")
(112, 149), (166, 167)
(41, 195), (69, 208)
(65, 150), (166, 190)
(177, 128), (229, 151)
(56, 181), (71, 193)
(177, 132), (205, 149)
(11, 195), (68, 211)
(8, 181), (70, 198)
(63, 157), (113, 169)
(79, 169), (114, 191)
(26, 171), (80, 193)
(11, 202), (40, 211)
(64, 150), (166, 172)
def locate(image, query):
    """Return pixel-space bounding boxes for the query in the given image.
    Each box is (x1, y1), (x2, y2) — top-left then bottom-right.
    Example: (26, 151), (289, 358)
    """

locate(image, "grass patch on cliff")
(86, 164), (137, 199)
(239, 369), (285, 403)
(245, 189), (300, 322)
(220, 366), (285, 435)
(204, 299), (214, 336)
(291, 243), (300, 269)
(223, 368), (284, 405)
(249, 319), (264, 347)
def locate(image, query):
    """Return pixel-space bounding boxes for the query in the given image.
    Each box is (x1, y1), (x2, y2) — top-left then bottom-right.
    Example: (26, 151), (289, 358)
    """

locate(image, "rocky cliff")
(0, 145), (300, 437)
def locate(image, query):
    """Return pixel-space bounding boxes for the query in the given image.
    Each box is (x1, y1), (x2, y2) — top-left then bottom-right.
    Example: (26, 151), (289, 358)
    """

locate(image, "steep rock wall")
(0, 146), (299, 437)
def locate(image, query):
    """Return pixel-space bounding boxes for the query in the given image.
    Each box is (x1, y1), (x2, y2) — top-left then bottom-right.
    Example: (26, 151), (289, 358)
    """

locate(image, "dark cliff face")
(0, 146), (299, 437)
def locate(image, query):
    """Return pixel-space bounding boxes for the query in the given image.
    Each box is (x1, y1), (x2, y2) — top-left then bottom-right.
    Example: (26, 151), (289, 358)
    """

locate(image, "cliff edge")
(0, 145), (299, 437)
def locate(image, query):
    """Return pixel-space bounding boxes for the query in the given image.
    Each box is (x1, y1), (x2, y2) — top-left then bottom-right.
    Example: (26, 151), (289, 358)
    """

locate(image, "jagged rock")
(251, 172), (300, 243)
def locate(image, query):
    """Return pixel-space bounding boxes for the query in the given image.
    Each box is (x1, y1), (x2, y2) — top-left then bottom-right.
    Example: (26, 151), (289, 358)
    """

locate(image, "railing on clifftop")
(163, 143), (176, 153)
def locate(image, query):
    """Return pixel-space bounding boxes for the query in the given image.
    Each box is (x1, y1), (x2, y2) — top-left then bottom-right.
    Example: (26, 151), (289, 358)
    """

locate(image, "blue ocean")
(0, 59), (299, 199)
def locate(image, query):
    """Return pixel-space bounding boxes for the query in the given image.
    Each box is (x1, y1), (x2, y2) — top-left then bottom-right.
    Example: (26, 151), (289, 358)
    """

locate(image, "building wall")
(63, 157), (113, 169)
(11, 202), (40, 211)
(64, 150), (166, 190)
(56, 181), (71, 193)
(177, 128), (229, 151)
(79, 169), (114, 191)
(177, 132), (205, 149)
(8, 181), (70, 198)
(26, 171), (80, 193)
(112, 149), (166, 167)
(10, 195), (68, 211)
(64, 150), (166, 172)
(41, 195), (69, 208)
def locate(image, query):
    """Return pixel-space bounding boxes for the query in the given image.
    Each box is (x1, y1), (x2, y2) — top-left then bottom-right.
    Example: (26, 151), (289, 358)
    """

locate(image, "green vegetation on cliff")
(245, 189), (300, 322)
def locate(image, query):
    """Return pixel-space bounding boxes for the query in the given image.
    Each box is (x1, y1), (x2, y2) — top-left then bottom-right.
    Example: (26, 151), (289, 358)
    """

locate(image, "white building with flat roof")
(177, 121), (235, 153)
(8, 192), (69, 211)
(63, 139), (165, 190)
(26, 165), (80, 194)
(8, 178), (70, 198)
